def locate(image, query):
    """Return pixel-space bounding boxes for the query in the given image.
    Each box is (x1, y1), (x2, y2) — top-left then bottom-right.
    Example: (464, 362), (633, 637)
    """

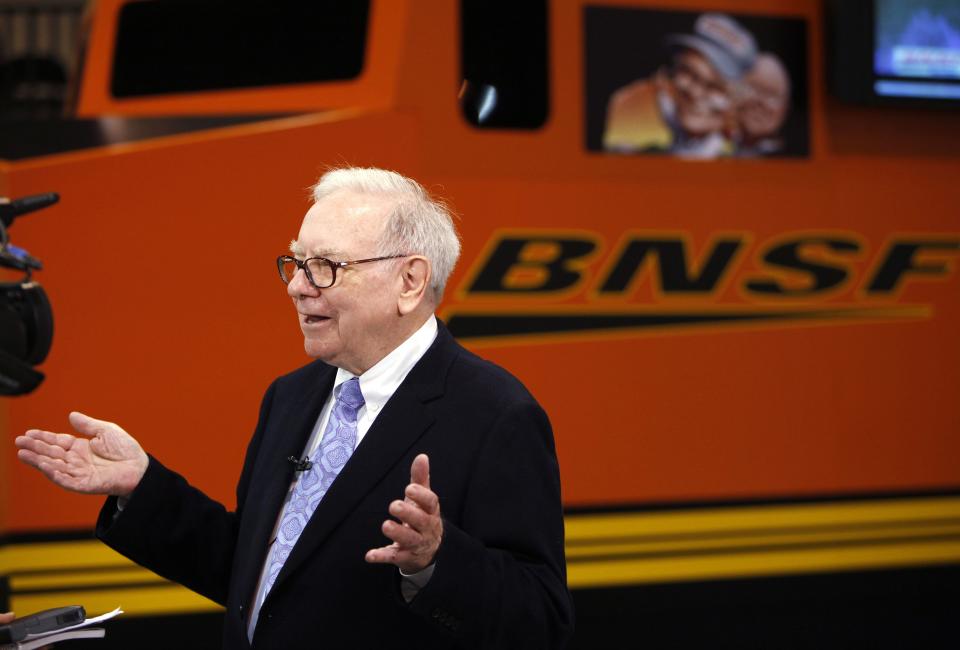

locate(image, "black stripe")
(0, 115), (287, 160)
(0, 528), (95, 545)
(563, 486), (960, 515)
(13, 580), (178, 596)
(568, 565), (960, 649)
(447, 307), (918, 339)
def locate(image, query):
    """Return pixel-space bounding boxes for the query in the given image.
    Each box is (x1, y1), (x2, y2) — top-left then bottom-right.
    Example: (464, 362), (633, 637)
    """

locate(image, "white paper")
(18, 627), (105, 650)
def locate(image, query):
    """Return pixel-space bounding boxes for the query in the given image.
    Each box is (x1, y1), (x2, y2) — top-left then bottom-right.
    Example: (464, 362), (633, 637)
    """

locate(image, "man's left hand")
(365, 453), (442, 574)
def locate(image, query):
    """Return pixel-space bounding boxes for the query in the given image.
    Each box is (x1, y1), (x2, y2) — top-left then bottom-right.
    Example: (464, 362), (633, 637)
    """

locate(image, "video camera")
(0, 193), (57, 396)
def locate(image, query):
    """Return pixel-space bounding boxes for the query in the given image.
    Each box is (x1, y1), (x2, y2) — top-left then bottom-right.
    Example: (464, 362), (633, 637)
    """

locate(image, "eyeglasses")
(277, 254), (408, 289)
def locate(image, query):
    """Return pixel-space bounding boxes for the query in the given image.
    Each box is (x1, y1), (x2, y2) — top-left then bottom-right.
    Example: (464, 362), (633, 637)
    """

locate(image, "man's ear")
(397, 256), (432, 315)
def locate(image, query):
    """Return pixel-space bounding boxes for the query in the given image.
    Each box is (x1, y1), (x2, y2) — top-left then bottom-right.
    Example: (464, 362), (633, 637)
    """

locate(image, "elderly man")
(734, 52), (791, 157)
(16, 167), (573, 649)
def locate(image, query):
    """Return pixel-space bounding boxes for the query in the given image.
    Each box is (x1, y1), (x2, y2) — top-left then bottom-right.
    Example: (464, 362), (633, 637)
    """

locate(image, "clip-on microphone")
(287, 456), (313, 473)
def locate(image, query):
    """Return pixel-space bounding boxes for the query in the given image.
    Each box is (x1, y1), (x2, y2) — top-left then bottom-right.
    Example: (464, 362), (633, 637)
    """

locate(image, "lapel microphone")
(287, 456), (313, 472)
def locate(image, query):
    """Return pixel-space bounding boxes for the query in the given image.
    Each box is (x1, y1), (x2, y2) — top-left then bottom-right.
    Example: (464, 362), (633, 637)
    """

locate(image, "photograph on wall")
(584, 6), (809, 159)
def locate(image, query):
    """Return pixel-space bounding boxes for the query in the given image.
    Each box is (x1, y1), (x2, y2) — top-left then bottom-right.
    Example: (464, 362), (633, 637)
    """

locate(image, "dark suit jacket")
(96, 323), (573, 649)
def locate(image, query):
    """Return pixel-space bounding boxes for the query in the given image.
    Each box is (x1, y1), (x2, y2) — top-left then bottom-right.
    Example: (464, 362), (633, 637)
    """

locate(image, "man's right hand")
(15, 411), (149, 498)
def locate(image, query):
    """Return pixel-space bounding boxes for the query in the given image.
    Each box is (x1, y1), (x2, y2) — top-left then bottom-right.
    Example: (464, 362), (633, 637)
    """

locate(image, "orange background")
(2, 0), (959, 533)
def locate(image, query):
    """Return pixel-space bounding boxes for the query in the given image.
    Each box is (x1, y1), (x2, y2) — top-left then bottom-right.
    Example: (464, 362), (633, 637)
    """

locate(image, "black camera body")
(0, 193), (57, 395)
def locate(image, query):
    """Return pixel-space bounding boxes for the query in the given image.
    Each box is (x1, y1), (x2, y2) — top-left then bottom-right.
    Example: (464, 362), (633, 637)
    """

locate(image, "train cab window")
(460, 0), (549, 129)
(111, 1), (369, 98)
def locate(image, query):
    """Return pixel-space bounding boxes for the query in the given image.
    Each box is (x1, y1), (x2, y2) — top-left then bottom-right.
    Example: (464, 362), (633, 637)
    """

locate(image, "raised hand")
(365, 453), (443, 574)
(15, 411), (149, 498)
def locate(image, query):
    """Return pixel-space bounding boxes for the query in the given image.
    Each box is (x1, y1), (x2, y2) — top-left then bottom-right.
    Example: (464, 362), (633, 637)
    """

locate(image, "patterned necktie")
(262, 376), (364, 596)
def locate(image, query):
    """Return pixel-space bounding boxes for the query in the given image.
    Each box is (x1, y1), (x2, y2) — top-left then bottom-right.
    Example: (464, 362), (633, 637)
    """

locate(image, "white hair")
(311, 167), (461, 303)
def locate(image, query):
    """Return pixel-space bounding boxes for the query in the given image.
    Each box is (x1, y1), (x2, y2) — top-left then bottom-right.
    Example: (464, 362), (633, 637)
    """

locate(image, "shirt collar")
(332, 315), (438, 410)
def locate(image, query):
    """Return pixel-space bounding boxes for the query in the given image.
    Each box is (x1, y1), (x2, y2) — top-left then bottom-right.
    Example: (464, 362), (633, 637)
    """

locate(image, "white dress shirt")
(247, 315), (439, 641)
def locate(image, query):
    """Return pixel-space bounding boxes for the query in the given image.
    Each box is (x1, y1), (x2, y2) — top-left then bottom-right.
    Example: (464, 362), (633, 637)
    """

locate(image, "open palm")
(15, 411), (149, 497)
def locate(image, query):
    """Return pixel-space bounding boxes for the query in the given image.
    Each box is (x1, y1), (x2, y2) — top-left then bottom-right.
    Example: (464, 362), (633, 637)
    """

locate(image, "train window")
(111, 1), (369, 98)
(460, 0), (549, 129)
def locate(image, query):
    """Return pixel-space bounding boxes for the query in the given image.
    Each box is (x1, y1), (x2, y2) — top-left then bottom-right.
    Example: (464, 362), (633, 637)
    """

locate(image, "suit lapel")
(267, 324), (457, 598)
(234, 362), (336, 607)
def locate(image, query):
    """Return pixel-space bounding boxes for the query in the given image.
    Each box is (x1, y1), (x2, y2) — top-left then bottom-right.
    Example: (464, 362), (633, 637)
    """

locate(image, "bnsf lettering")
(867, 241), (960, 292)
(464, 234), (960, 297)
(745, 238), (859, 296)
(599, 239), (742, 293)
(468, 238), (597, 292)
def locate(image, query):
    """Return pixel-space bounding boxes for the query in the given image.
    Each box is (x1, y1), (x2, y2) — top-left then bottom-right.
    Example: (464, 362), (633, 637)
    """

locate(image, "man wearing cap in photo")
(603, 13), (757, 159)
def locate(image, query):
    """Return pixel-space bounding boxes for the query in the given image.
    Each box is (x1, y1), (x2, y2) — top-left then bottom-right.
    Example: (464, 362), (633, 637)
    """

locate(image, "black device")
(0, 192), (57, 396)
(0, 605), (85, 643)
(288, 455), (313, 472)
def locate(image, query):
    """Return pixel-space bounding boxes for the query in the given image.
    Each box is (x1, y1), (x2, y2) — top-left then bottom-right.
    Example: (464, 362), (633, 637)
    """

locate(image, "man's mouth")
(301, 314), (330, 325)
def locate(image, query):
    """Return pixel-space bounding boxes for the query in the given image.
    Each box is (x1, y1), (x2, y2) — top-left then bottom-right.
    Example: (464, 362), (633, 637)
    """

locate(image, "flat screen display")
(873, 0), (960, 99)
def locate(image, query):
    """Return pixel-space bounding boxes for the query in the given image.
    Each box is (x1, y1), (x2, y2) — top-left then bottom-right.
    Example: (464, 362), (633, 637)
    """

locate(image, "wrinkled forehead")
(292, 190), (393, 258)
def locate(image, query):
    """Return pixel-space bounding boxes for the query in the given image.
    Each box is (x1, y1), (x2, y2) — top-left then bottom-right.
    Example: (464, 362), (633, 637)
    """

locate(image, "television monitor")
(826, 0), (960, 107)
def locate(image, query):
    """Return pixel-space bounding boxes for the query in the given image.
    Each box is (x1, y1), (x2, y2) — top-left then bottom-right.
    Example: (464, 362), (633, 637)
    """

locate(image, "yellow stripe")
(0, 540), (130, 573)
(10, 584), (222, 619)
(565, 496), (960, 541)
(567, 539), (960, 588)
(565, 522), (960, 558)
(561, 496), (960, 588)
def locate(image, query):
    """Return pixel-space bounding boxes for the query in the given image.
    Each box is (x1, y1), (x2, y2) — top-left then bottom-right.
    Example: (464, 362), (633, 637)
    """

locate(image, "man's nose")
(687, 79), (707, 97)
(287, 267), (319, 298)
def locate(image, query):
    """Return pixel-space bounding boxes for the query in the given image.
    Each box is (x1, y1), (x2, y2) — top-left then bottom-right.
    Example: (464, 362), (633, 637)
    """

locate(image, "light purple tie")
(262, 377), (364, 596)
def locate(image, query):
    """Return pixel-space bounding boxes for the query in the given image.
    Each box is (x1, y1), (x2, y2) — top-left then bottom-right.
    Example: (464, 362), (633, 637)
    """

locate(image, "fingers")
(365, 512), (440, 571)
(410, 453), (430, 490)
(404, 483), (440, 515)
(16, 447), (61, 473)
(15, 433), (70, 461)
(17, 450), (82, 490)
(0, 612), (13, 624)
(16, 446), (45, 471)
(387, 499), (430, 531)
(15, 435), (78, 487)
(365, 543), (400, 565)
(17, 429), (76, 452)
(401, 454), (440, 527)
(366, 454), (442, 572)
(381, 518), (422, 548)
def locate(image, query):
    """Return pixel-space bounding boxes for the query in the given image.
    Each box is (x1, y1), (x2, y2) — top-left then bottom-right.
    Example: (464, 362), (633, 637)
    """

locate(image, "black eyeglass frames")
(276, 254), (408, 289)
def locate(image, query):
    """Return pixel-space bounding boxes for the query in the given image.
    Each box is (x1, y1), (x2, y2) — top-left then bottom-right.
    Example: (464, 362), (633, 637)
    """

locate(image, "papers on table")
(2, 607), (122, 649)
